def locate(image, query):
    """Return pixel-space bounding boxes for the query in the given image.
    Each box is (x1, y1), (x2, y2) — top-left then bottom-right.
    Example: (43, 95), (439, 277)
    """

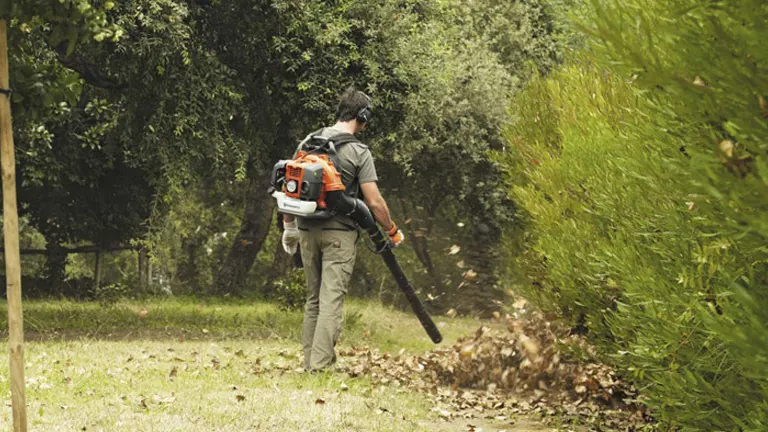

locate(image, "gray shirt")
(294, 126), (378, 230)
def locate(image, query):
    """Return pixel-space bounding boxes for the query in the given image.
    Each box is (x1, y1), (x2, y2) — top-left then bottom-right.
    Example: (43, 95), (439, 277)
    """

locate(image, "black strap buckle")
(0, 88), (11, 97)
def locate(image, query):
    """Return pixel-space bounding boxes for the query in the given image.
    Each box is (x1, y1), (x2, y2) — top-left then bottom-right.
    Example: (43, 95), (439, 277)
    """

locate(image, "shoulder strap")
(298, 129), (322, 149)
(301, 132), (361, 165)
(327, 133), (366, 198)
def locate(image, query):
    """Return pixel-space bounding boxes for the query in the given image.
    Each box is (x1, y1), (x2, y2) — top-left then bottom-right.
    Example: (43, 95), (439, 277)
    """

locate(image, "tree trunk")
(458, 224), (504, 318)
(175, 236), (201, 291)
(215, 114), (294, 295)
(138, 248), (148, 291)
(214, 171), (274, 294)
(262, 235), (293, 298)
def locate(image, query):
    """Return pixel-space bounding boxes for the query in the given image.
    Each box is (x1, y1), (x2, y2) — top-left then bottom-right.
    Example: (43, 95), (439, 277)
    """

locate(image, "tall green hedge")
(501, 1), (768, 430)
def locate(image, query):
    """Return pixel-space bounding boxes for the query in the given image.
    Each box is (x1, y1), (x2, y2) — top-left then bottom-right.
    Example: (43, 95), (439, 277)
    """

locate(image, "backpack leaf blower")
(269, 134), (443, 344)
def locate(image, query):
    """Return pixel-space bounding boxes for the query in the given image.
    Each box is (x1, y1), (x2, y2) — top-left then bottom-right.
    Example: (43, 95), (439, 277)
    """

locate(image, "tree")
(8, 0), (246, 291)
(198, 0), (566, 303)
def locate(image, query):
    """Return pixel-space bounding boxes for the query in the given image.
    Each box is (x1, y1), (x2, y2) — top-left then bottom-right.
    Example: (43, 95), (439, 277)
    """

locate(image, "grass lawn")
(0, 298), (544, 431)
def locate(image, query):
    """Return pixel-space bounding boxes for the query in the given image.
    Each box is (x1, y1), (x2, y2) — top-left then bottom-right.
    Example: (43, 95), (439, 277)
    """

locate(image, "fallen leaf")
(512, 298), (527, 310)
(719, 140), (734, 158)
(449, 245), (461, 255)
(315, 398), (326, 405)
(202, 329), (210, 334)
(236, 395), (246, 402)
(463, 269), (478, 281)
(169, 367), (178, 378)
(446, 309), (457, 318)
(693, 76), (706, 87)
(155, 395), (176, 404)
(377, 406), (392, 415)
(340, 382), (349, 391)
(137, 308), (148, 318)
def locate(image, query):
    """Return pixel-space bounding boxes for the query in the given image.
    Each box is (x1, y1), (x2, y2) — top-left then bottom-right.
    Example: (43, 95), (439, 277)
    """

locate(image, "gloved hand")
(282, 220), (300, 254)
(387, 223), (405, 248)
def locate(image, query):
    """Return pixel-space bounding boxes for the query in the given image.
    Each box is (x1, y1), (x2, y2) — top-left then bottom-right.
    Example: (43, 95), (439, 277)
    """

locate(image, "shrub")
(501, 31), (768, 430)
(273, 269), (307, 311)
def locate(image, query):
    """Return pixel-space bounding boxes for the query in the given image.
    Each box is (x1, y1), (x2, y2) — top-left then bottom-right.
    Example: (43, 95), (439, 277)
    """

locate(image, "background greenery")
(2, 0), (767, 430)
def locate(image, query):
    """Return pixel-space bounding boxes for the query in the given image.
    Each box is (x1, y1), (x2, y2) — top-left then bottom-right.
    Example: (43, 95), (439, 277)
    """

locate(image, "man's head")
(335, 88), (373, 134)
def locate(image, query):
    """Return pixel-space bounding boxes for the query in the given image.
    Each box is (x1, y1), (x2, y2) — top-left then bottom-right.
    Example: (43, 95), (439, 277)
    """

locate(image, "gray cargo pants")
(299, 227), (358, 371)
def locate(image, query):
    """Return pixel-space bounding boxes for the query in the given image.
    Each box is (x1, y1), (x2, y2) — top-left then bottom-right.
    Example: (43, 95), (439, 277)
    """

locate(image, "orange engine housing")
(283, 151), (345, 209)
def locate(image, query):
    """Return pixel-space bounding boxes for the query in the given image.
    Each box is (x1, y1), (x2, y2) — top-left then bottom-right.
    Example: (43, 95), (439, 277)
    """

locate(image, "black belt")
(299, 218), (357, 232)
(299, 226), (356, 232)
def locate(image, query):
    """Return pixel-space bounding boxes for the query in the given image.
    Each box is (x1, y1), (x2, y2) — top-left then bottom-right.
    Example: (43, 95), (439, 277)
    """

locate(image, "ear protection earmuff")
(356, 92), (373, 124)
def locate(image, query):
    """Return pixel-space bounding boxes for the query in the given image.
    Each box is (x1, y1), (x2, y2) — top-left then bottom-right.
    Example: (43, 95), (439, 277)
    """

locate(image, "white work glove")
(282, 220), (300, 254)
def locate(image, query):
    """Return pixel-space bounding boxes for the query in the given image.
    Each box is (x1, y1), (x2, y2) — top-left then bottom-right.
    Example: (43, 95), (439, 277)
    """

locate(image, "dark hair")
(335, 87), (371, 123)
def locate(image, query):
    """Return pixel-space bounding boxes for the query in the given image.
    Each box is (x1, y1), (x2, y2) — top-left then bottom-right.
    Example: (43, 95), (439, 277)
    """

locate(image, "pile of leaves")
(340, 307), (652, 429)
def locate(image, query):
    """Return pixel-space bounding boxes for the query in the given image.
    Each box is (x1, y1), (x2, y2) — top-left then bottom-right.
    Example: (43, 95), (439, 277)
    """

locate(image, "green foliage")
(272, 269), (307, 312)
(148, 181), (243, 294)
(92, 282), (130, 306)
(501, 1), (768, 429)
(4, 0), (121, 52)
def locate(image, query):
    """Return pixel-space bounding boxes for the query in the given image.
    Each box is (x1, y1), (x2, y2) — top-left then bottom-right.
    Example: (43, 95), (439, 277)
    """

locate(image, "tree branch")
(54, 42), (128, 91)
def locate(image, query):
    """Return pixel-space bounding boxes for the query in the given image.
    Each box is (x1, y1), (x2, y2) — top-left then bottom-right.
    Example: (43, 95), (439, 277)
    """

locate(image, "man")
(281, 88), (404, 372)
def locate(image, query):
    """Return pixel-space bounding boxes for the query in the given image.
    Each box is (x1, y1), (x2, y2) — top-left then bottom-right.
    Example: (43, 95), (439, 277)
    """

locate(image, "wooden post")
(147, 260), (153, 290)
(0, 19), (28, 432)
(94, 249), (103, 290)
(138, 248), (147, 291)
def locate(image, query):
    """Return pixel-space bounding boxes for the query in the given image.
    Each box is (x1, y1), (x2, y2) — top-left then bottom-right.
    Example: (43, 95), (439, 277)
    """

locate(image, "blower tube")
(325, 191), (443, 344)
